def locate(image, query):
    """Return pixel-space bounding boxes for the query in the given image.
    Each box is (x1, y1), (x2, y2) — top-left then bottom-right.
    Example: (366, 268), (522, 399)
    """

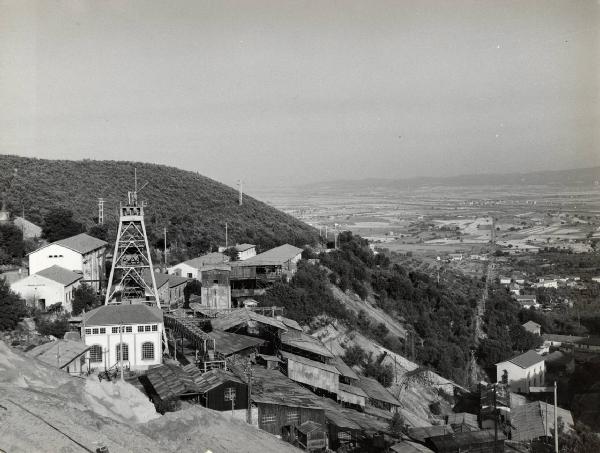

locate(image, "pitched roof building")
(496, 350), (545, 393)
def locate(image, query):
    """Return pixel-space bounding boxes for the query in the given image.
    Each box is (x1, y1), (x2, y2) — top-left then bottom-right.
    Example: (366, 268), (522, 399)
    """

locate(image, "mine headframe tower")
(104, 171), (160, 307)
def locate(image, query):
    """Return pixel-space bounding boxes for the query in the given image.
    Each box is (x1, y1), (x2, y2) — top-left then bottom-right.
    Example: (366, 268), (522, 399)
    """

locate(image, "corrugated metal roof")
(280, 330), (333, 358)
(27, 339), (90, 369)
(358, 377), (401, 407)
(338, 382), (368, 398)
(280, 350), (340, 374)
(43, 233), (107, 254)
(511, 401), (573, 442)
(333, 357), (359, 380)
(187, 367), (245, 394)
(523, 321), (541, 329)
(278, 317), (303, 331)
(247, 366), (323, 409)
(505, 350), (544, 369)
(211, 309), (287, 332)
(178, 253), (230, 270)
(207, 330), (265, 356)
(232, 244), (302, 266)
(446, 412), (479, 430)
(36, 265), (83, 286)
(146, 364), (200, 400)
(83, 304), (163, 326)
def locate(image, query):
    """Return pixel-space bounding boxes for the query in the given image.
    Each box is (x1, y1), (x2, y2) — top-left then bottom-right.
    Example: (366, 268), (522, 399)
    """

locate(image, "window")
(141, 342), (154, 360)
(145, 325), (151, 332)
(224, 388), (236, 402)
(138, 326), (144, 332)
(90, 345), (103, 363)
(116, 343), (129, 362)
(151, 325), (158, 332)
(187, 273), (193, 278)
(112, 327), (119, 334)
(92, 328), (99, 335)
(85, 328), (91, 335)
(125, 326), (132, 333)
(99, 328), (106, 334)
(261, 414), (276, 424)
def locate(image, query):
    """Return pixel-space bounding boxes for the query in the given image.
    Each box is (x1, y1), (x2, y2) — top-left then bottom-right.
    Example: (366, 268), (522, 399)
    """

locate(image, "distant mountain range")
(301, 166), (600, 190)
(0, 155), (318, 251)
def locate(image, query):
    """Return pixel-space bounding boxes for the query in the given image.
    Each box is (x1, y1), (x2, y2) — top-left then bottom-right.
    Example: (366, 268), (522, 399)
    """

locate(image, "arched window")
(116, 343), (129, 362)
(90, 345), (103, 363)
(141, 342), (154, 360)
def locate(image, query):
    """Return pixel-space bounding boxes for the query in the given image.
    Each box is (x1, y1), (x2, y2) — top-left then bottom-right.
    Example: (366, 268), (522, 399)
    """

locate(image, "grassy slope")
(0, 155), (318, 250)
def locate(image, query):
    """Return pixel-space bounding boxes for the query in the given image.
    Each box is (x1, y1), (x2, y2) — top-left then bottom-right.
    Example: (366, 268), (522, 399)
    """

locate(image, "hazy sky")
(1, 0), (599, 189)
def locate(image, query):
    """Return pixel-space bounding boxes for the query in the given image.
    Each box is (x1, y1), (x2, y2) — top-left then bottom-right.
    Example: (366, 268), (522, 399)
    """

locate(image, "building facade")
(82, 305), (164, 371)
(496, 350), (545, 393)
(29, 233), (107, 291)
(11, 265), (82, 311)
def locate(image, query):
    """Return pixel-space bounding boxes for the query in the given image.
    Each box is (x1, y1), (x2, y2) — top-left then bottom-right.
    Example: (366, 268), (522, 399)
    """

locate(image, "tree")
(36, 315), (70, 338)
(388, 412), (406, 437)
(71, 283), (99, 315)
(42, 208), (83, 242)
(87, 224), (109, 242)
(559, 421), (600, 453)
(184, 279), (202, 307)
(0, 223), (24, 264)
(0, 277), (26, 331)
(343, 344), (367, 367)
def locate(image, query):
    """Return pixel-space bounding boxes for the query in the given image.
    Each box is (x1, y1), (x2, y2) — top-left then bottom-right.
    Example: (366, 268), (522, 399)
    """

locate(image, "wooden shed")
(187, 367), (249, 412)
(295, 420), (327, 452)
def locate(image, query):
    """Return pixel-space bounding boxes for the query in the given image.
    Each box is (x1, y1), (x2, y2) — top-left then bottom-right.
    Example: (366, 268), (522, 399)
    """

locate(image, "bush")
(0, 278), (26, 331)
(343, 344), (367, 367)
(71, 283), (99, 315)
(36, 315), (70, 338)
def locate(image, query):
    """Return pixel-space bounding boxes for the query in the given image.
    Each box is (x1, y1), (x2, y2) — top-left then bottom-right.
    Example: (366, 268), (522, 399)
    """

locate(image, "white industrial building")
(234, 243), (257, 261)
(28, 233), (108, 291)
(496, 350), (545, 394)
(82, 304), (164, 371)
(11, 265), (82, 311)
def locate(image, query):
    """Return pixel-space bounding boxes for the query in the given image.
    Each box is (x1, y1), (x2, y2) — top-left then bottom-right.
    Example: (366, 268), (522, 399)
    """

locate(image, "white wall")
(496, 360), (545, 393)
(11, 274), (80, 312)
(238, 248), (256, 261)
(82, 322), (163, 371)
(30, 244), (83, 275)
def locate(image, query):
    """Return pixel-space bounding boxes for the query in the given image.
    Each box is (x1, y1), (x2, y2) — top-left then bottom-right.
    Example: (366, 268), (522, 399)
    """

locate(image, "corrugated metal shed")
(248, 367), (322, 409)
(280, 350), (340, 374)
(426, 430), (505, 451)
(338, 382), (368, 398)
(390, 441), (435, 453)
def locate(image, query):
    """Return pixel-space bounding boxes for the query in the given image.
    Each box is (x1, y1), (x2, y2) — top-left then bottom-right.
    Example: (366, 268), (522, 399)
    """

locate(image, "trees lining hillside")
(0, 155), (319, 254)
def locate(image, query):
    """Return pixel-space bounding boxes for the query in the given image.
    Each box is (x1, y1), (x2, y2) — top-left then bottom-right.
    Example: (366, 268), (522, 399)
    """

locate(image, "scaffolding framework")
(104, 190), (160, 306)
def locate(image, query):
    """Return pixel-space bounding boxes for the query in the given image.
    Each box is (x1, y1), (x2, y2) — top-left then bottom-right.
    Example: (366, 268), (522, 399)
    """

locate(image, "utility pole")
(225, 223), (228, 248)
(245, 359), (253, 424)
(98, 198), (105, 225)
(164, 227), (167, 269)
(119, 323), (124, 382)
(237, 179), (243, 206)
(554, 381), (559, 453)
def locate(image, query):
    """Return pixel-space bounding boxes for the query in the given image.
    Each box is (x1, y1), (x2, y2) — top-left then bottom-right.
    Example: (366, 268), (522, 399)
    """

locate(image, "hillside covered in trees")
(0, 155), (318, 253)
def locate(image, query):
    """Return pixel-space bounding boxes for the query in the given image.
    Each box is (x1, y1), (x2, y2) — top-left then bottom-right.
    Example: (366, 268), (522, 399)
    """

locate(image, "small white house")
(234, 243), (257, 261)
(28, 233), (108, 291)
(496, 350), (545, 393)
(516, 295), (539, 309)
(499, 276), (511, 285)
(167, 252), (229, 279)
(11, 265), (82, 312)
(82, 304), (164, 371)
